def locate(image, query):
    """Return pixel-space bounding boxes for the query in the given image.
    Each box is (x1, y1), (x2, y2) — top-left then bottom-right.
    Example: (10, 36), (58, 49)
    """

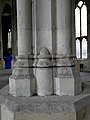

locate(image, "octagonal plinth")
(1, 85), (90, 120)
(9, 55), (36, 97)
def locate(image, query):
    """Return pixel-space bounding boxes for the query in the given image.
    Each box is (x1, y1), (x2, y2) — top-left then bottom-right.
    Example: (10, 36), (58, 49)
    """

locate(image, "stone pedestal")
(54, 0), (82, 96)
(36, 48), (53, 96)
(9, 55), (36, 97)
(1, 85), (90, 120)
(54, 56), (82, 96)
(9, 0), (35, 97)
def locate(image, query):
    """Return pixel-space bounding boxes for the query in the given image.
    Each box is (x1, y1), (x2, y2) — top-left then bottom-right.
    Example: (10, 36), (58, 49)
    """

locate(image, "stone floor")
(0, 69), (11, 89)
(80, 72), (90, 94)
(80, 72), (90, 82)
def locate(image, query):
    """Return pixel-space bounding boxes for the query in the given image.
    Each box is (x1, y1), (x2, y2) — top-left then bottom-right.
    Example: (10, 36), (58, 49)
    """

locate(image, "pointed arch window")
(75, 1), (87, 59)
(76, 39), (80, 58)
(82, 38), (87, 58)
(8, 29), (12, 48)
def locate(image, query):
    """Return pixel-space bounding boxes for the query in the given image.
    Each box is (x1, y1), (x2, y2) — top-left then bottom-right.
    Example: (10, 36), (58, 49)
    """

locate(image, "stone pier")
(54, 0), (82, 96)
(1, 0), (89, 120)
(9, 0), (35, 97)
(36, 0), (52, 54)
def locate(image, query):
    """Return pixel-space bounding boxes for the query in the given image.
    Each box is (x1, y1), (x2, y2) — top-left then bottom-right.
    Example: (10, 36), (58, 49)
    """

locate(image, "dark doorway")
(2, 4), (12, 58)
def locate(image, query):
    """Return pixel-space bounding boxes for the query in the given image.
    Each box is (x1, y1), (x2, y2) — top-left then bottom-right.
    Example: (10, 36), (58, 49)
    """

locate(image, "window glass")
(75, 1), (87, 59)
(8, 29), (12, 48)
(75, 7), (80, 37)
(76, 39), (80, 58)
(78, 1), (83, 7)
(82, 38), (87, 58)
(81, 5), (87, 36)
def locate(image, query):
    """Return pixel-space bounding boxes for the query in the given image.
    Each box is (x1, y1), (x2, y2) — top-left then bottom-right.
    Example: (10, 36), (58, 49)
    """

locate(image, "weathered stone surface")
(36, 0), (52, 54)
(54, 57), (82, 96)
(54, 76), (81, 96)
(9, 0), (35, 97)
(1, 85), (90, 120)
(9, 55), (36, 97)
(36, 48), (53, 96)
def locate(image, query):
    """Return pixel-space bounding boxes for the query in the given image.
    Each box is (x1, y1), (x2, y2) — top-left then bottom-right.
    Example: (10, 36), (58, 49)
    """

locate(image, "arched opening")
(82, 38), (87, 58)
(75, 1), (87, 59)
(76, 39), (80, 58)
(2, 4), (12, 69)
(2, 4), (12, 58)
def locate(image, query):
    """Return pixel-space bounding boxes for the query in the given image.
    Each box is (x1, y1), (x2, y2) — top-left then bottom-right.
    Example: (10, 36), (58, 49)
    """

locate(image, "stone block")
(36, 68), (53, 96)
(9, 55), (36, 97)
(36, 48), (53, 96)
(9, 77), (36, 97)
(1, 86), (90, 120)
(54, 76), (82, 96)
(1, 105), (77, 120)
(54, 56), (82, 96)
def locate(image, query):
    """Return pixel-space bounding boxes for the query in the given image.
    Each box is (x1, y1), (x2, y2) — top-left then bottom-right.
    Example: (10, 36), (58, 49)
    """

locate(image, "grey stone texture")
(36, 48), (53, 96)
(9, 0), (35, 97)
(0, 85), (90, 120)
(9, 55), (36, 97)
(54, 56), (82, 96)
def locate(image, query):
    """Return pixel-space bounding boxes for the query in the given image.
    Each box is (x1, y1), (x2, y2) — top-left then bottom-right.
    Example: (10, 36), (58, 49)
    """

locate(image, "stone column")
(71, 0), (76, 56)
(36, 48), (53, 96)
(32, 0), (37, 56)
(0, 21), (4, 68)
(86, 2), (90, 71)
(54, 0), (82, 96)
(9, 0), (35, 97)
(0, 18), (4, 69)
(36, 0), (52, 54)
(0, 4), (4, 69)
(11, 0), (18, 58)
(0, 18), (3, 58)
(11, 0), (18, 68)
(35, 0), (53, 96)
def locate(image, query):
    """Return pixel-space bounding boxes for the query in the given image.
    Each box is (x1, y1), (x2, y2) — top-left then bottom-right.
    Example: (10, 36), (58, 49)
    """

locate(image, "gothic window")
(82, 38), (87, 58)
(76, 39), (80, 58)
(75, 1), (87, 59)
(8, 29), (12, 48)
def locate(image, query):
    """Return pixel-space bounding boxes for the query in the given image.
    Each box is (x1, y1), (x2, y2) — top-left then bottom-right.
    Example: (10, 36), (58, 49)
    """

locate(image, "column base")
(1, 85), (90, 120)
(36, 48), (53, 96)
(54, 55), (82, 96)
(9, 55), (36, 97)
(54, 76), (81, 96)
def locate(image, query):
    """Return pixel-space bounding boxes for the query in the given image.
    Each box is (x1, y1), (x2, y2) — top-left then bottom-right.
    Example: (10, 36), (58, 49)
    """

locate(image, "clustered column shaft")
(9, 0), (81, 97)
(9, 0), (35, 97)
